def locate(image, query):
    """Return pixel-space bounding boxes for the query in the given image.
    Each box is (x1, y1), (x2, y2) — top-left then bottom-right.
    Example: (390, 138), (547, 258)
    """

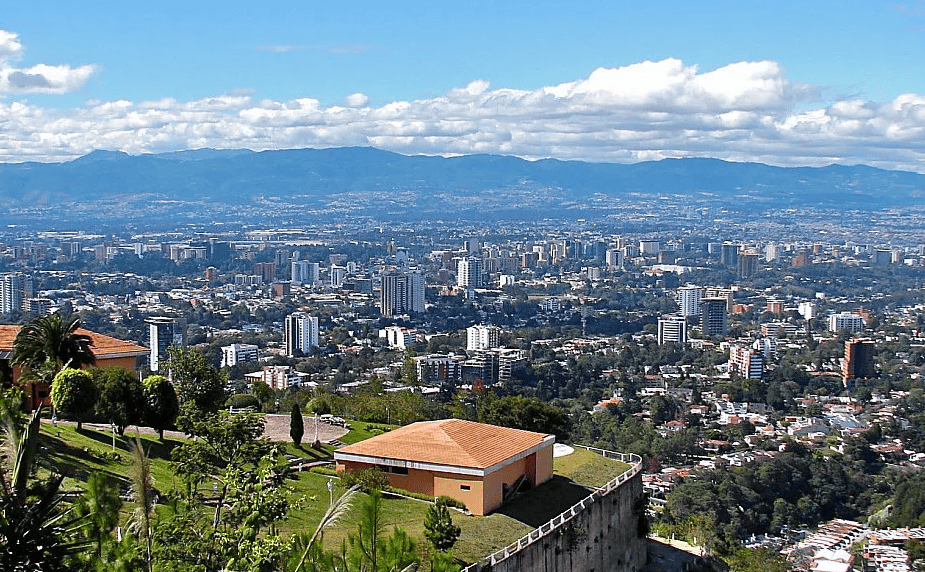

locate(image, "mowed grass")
(35, 421), (632, 565)
(553, 446), (632, 487)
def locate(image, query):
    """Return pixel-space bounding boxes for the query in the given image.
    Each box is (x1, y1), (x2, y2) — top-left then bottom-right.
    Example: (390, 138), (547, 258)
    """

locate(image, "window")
(391, 466), (408, 475)
(460, 485), (470, 491)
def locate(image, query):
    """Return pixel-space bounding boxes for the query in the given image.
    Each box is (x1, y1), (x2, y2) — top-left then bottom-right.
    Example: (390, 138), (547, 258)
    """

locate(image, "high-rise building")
(221, 343), (259, 367)
(285, 313), (319, 357)
(330, 266), (346, 288)
(658, 315), (687, 345)
(381, 270), (425, 317)
(0, 272), (33, 314)
(467, 324), (501, 351)
(829, 312), (865, 333)
(738, 252), (759, 278)
(457, 257), (484, 288)
(147, 316), (186, 372)
(765, 242), (779, 262)
(676, 286), (704, 317)
(721, 243), (739, 267)
(700, 297), (728, 336)
(291, 260), (311, 285)
(253, 262), (276, 283)
(729, 345), (764, 379)
(843, 339), (876, 384)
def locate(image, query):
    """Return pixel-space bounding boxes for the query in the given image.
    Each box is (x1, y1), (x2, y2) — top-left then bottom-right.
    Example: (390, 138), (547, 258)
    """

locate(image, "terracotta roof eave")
(335, 452), (488, 476)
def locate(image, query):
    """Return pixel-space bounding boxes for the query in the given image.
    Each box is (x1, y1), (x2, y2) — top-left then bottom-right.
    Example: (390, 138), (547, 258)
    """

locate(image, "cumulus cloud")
(0, 29), (97, 95)
(1, 57), (924, 172)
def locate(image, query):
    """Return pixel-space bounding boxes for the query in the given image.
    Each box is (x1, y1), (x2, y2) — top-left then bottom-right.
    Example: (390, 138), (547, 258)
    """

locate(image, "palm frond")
(292, 485), (359, 572)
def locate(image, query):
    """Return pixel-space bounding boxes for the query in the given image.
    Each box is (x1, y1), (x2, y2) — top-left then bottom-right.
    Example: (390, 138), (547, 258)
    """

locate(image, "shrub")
(340, 467), (388, 492)
(436, 495), (467, 511)
(226, 393), (261, 410)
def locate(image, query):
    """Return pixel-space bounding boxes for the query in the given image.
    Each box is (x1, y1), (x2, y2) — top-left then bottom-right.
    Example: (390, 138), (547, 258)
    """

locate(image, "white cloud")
(0, 29), (97, 95)
(1, 57), (924, 172)
(345, 92), (369, 107)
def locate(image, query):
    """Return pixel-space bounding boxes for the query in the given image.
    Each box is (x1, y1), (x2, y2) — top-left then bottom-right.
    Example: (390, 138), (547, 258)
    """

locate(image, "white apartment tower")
(0, 272), (33, 314)
(457, 257), (484, 288)
(676, 286), (704, 318)
(658, 315), (688, 345)
(381, 270), (425, 317)
(467, 324), (501, 351)
(285, 313), (319, 357)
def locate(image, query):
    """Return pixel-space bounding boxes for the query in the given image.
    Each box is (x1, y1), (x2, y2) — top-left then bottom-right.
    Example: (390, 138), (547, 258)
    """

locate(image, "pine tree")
(423, 498), (461, 551)
(290, 403), (305, 447)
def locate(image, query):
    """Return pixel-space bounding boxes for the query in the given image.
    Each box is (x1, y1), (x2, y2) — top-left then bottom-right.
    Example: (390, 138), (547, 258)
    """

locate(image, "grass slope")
(36, 421), (632, 566)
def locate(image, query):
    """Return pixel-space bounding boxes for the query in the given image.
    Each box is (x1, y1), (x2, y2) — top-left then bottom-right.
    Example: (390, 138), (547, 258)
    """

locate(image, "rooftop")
(0, 324), (147, 359)
(335, 419), (553, 471)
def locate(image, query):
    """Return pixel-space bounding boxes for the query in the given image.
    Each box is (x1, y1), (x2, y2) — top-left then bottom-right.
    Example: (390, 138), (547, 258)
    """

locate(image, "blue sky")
(2, 0), (924, 170)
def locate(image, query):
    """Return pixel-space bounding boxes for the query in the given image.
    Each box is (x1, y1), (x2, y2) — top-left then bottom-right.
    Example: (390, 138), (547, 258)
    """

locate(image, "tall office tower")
(639, 240), (660, 256)
(700, 297), (728, 336)
(605, 249), (624, 269)
(738, 252), (759, 278)
(467, 324), (501, 351)
(285, 313), (319, 357)
(380, 270), (426, 317)
(463, 238), (480, 255)
(765, 242), (779, 262)
(147, 316), (187, 372)
(729, 345), (764, 379)
(0, 272), (33, 314)
(721, 243), (739, 267)
(676, 285), (704, 317)
(253, 262), (276, 283)
(657, 315), (687, 345)
(291, 260), (311, 285)
(842, 339), (876, 384)
(457, 257), (484, 288)
(330, 266), (346, 288)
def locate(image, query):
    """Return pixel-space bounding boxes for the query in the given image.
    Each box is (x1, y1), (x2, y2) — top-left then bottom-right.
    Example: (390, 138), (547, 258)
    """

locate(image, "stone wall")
(463, 449), (647, 572)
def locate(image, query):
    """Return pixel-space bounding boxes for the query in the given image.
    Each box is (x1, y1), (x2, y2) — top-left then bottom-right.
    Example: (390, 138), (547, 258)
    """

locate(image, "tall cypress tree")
(290, 403), (305, 447)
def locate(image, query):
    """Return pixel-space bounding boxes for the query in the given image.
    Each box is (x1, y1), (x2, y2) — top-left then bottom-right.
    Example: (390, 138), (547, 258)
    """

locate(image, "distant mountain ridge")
(0, 147), (922, 222)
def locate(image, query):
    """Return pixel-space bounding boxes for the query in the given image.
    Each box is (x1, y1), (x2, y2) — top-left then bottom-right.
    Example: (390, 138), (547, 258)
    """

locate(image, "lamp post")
(386, 406), (390, 426)
(110, 422), (116, 452)
(327, 478), (334, 507)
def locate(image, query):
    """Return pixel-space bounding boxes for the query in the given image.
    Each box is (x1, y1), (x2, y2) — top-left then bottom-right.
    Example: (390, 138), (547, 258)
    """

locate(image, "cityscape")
(3, 2), (925, 571)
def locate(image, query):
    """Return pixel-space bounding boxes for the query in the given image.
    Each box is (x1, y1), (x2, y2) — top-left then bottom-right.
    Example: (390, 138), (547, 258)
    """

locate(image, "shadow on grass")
(495, 475), (593, 528)
(38, 431), (129, 486)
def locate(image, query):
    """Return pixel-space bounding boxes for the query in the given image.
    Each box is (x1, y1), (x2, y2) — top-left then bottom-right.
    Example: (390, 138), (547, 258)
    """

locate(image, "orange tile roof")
(336, 419), (552, 470)
(0, 325), (147, 358)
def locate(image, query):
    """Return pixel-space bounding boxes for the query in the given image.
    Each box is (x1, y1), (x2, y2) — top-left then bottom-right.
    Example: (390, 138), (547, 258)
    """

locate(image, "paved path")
(642, 537), (703, 572)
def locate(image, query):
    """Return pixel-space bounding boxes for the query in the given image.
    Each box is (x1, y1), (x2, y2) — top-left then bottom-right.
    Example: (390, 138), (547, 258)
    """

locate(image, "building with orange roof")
(334, 419), (554, 515)
(0, 324), (148, 410)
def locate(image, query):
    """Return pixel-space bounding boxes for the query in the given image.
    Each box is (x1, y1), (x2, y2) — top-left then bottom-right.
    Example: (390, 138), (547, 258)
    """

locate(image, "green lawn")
(35, 421), (632, 566)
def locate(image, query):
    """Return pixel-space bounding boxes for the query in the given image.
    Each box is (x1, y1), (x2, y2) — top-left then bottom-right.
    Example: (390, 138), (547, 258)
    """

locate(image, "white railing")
(461, 447), (642, 572)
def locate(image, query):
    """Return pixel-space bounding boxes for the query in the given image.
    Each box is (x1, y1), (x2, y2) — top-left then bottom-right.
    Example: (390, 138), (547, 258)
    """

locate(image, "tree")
(11, 313), (95, 375)
(50, 367), (97, 430)
(290, 403), (305, 447)
(166, 346), (228, 413)
(142, 374), (180, 440)
(252, 380), (275, 412)
(334, 490), (419, 572)
(95, 367), (146, 435)
(423, 498), (461, 551)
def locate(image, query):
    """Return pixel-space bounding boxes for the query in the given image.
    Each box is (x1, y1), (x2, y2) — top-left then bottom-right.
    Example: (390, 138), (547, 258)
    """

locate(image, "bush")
(226, 393), (261, 410)
(340, 467), (388, 492)
(383, 486), (435, 502)
(436, 495), (467, 511)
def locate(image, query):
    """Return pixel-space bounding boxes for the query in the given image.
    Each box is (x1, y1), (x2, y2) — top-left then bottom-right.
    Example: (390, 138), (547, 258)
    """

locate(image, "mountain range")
(0, 147), (922, 224)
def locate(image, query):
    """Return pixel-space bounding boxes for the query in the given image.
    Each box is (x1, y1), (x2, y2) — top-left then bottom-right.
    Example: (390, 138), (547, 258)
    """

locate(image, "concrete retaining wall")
(462, 448), (647, 572)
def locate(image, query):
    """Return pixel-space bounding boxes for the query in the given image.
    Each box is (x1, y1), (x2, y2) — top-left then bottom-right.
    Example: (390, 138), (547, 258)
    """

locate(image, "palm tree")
(11, 314), (95, 408)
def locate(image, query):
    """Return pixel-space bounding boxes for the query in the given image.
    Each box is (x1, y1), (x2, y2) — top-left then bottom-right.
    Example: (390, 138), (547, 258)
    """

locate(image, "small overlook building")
(0, 325), (148, 410)
(334, 419), (554, 516)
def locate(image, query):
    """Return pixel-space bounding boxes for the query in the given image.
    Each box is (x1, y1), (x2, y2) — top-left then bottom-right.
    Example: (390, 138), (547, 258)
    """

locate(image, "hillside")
(0, 148), (922, 225)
